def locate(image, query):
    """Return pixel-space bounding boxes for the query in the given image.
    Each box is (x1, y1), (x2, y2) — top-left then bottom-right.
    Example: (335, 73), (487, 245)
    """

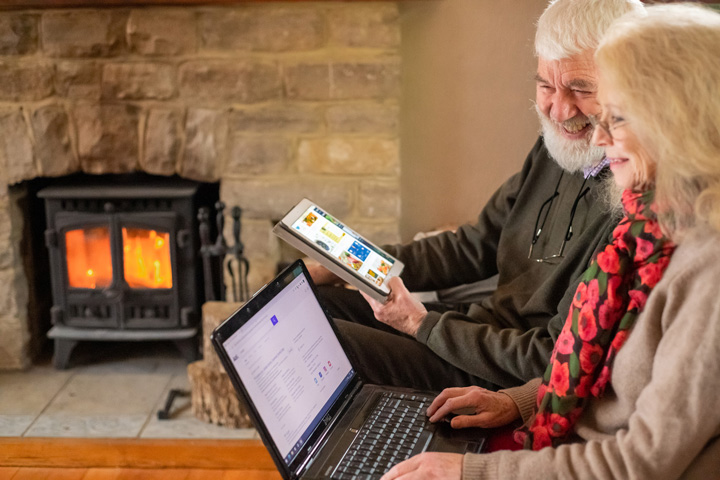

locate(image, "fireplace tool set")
(198, 202), (251, 304)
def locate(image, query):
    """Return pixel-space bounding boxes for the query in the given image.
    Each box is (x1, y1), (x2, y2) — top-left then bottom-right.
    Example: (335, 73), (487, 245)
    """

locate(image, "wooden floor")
(0, 437), (282, 480)
(0, 467), (281, 479)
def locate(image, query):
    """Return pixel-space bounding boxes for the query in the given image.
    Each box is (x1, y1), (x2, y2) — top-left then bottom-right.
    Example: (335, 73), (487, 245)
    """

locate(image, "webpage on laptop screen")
(291, 206), (395, 290)
(222, 271), (354, 465)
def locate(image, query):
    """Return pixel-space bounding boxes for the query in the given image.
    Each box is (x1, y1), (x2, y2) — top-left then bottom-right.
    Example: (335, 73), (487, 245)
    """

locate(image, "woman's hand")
(427, 386), (521, 429)
(380, 452), (463, 480)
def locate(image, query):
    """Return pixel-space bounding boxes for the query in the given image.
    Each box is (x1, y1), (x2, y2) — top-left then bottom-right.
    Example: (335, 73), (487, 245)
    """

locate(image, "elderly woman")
(381, 4), (720, 479)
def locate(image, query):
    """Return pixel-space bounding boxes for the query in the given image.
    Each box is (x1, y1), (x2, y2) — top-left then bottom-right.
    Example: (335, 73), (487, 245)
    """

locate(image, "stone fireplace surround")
(0, 2), (401, 369)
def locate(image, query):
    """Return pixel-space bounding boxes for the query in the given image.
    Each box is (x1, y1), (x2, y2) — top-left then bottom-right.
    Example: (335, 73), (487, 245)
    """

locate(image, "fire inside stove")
(65, 227), (173, 290)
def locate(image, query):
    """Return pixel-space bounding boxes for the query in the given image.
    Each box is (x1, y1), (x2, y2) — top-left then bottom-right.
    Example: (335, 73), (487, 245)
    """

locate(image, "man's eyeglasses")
(528, 172), (590, 264)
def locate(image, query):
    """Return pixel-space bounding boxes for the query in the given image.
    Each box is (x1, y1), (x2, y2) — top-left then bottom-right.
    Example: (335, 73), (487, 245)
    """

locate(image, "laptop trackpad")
(428, 422), (486, 454)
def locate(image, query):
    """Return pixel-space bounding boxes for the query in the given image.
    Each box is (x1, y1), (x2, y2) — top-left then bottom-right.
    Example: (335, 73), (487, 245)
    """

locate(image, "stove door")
(53, 212), (120, 329)
(118, 212), (180, 329)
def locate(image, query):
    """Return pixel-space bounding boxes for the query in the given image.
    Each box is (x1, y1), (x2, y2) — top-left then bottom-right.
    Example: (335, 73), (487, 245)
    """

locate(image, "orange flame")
(122, 228), (173, 289)
(65, 226), (173, 290)
(66, 227), (112, 289)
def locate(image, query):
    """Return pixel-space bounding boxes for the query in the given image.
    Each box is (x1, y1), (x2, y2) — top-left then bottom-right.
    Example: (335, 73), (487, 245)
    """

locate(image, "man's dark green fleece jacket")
(385, 136), (618, 388)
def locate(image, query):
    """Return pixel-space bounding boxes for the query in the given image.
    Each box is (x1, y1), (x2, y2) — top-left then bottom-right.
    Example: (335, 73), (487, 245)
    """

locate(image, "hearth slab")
(40, 372), (171, 416)
(0, 415), (36, 437)
(0, 366), (72, 414)
(23, 414), (148, 438)
(78, 345), (188, 375)
(140, 373), (258, 440)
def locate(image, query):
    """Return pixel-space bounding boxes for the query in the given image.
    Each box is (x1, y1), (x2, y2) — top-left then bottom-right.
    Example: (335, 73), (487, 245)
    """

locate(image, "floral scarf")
(516, 190), (675, 450)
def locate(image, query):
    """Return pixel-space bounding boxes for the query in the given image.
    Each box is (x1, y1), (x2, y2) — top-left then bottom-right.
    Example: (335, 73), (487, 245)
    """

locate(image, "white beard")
(535, 106), (605, 173)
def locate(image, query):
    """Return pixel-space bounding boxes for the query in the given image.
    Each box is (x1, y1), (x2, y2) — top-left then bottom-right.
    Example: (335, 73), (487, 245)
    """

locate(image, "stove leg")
(174, 337), (199, 363)
(53, 338), (79, 369)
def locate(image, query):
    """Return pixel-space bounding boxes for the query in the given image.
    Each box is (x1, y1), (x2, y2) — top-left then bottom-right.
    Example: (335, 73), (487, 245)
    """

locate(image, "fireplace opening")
(8, 177), (54, 365)
(15, 173), (219, 369)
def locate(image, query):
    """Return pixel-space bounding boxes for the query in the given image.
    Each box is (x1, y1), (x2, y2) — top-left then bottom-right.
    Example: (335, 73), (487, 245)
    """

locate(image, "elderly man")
(310, 0), (645, 391)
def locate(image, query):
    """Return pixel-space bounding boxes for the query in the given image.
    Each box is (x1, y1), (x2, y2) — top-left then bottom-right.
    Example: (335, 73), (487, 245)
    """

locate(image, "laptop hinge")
(295, 380), (364, 477)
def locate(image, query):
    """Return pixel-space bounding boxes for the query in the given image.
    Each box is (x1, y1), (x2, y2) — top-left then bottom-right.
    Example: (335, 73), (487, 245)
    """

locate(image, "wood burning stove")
(39, 176), (214, 369)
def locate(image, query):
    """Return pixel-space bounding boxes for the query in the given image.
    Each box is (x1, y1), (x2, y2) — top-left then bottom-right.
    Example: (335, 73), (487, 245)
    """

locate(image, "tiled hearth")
(0, 341), (256, 439)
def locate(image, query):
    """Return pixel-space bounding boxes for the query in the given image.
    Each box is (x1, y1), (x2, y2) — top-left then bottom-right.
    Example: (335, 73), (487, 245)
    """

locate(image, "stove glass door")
(65, 226), (113, 289)
(121, 227), (173, 289)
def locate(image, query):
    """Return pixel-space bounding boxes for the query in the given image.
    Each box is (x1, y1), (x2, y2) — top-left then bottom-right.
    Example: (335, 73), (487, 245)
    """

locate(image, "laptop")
(211, 259), (487, 480)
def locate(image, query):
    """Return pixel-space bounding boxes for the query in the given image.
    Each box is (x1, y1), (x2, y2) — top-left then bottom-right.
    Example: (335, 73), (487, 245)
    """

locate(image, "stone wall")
(0, 2), (401, 369)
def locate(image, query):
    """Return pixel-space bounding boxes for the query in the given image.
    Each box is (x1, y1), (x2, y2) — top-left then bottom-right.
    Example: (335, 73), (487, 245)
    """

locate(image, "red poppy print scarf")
(517, 190), (675, 450)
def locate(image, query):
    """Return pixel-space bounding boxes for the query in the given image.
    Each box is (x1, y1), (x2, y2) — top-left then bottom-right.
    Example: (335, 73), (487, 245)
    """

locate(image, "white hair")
(536, 0), (645, 60)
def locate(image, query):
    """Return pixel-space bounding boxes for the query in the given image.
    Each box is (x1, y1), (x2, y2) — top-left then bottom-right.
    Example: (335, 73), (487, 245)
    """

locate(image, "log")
(188, 301), (250, 429)
(187, 359), (253, 428)
(201, 301), (243, 372)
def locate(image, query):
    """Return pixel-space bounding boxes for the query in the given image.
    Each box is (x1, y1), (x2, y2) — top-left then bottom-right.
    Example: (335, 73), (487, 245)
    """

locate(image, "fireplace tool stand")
(198, 202), (250, 304)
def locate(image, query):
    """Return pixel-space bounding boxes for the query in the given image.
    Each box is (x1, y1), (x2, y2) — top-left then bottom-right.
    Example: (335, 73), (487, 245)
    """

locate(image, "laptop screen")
(221, 266), (355, 466)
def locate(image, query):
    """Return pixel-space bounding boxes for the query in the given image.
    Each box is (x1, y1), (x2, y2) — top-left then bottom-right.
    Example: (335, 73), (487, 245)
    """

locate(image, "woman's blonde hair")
(596, 4), (720, 240)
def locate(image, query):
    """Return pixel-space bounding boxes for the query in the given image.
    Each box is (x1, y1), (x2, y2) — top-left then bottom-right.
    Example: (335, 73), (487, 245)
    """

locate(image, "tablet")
(273, 198), (404, 302)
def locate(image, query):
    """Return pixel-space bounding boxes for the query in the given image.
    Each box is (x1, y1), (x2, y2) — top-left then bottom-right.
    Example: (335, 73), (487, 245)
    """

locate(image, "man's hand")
(380, 452), (462, 480)
(360, 276), (427, 337)
(426, 386), (521, 429)
(305, 262), (343, 286)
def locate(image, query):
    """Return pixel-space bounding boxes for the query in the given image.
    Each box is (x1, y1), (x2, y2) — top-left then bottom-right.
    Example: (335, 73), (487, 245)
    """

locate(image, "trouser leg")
(334, 319), (500, 392)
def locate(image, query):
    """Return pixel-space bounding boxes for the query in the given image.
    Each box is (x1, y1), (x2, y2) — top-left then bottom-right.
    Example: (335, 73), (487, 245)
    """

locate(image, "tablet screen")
(290, 205), (396, 291)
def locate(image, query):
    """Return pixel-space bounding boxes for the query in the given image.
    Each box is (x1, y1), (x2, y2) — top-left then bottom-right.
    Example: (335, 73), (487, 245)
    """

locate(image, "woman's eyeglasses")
(528, 173), (590, 264)
(589, 114), (627, 141)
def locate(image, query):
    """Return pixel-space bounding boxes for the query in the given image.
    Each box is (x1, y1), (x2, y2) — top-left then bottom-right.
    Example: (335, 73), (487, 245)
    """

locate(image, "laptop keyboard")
(332, 391), (433, 480)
